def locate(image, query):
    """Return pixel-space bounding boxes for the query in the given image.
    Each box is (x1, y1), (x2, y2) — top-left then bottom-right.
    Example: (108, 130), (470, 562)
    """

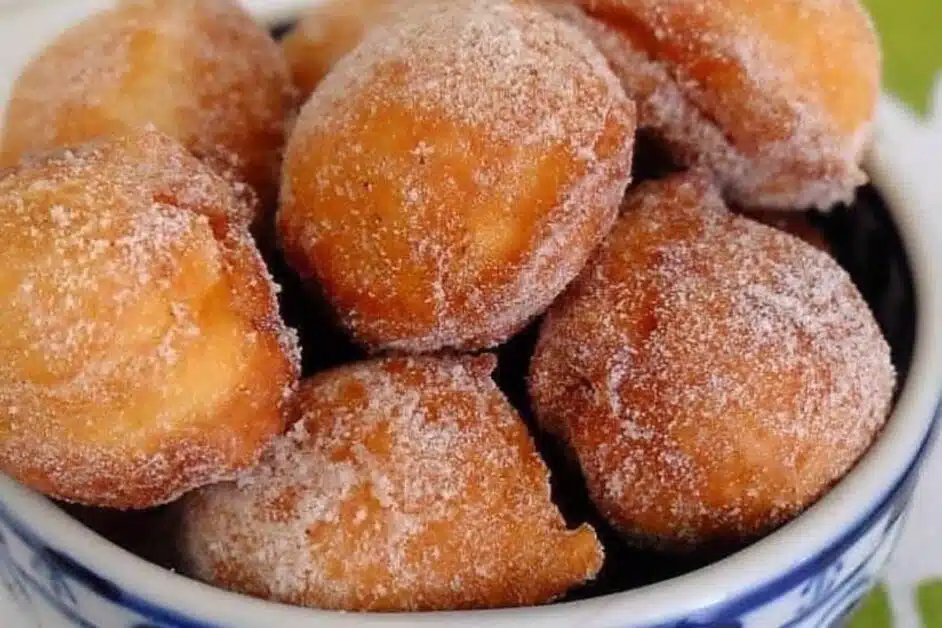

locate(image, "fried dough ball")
(550, 0), (880, 209)
(282, 0), (407, 102)
(1, 0), (296, 213)
(279, 0), (636, 352)
(529, 172), (895, 551)
(0, 129), (300, 509)
(179, 355), (603, 611)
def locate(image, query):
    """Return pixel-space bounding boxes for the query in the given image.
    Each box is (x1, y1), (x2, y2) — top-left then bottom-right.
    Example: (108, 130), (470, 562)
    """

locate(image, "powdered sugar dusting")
(280, 0), (634, 352)
(530, 173), (895, 549)
(0, 129), (300, 509)
(181, 356), (603, 611)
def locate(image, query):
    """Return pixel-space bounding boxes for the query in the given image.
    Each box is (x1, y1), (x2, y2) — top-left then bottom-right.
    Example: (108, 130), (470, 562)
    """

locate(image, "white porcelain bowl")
(0, 2), (940, 627)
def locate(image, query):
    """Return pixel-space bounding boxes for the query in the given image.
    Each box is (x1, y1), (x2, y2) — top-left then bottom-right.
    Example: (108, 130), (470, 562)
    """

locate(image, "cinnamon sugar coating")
(278, 0), (635, 352)
(530, 172), (895, 550)
(180, 355), (603, 611)
(551, 0), (880, 209)
(0, 129), (300, 509)
(282, 0), (407, 102)
(1, 0), (296, 213)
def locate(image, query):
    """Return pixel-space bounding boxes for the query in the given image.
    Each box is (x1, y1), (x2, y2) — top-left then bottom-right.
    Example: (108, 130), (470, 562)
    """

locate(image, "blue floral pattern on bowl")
(0, 503), (216, 628)
(0, 400), (936, 628)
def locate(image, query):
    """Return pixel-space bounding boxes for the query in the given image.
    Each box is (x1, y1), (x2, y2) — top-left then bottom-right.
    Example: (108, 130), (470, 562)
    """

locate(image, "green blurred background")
(846, 5), (939, 624)
(863, 0), (941, 115)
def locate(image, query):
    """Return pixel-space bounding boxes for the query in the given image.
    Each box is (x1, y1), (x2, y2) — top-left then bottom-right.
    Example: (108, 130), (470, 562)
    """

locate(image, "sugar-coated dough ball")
(0, 129), (300, 509)
(180, 355), (603, 611)
(1, 0), (296, 211)
(530, 172), (895, 550)
(552, 0), (879, 209)
(279, 0), (635, 352)
(282, 0), (405, 102)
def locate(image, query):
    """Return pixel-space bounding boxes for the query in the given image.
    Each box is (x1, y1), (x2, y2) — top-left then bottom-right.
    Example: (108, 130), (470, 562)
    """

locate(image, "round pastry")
(0, 128), (300, 509)
(282, 0), (405, 102)
(179, 355), (603, 611)
(279, 0), (636, 352)
(529, 171), (895, 551)
(1, 0), (296, 213)
(549, 0), (880, 209)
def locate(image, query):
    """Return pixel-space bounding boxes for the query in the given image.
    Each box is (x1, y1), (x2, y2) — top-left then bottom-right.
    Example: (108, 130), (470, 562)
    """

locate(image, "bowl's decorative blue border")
(0, 502), (219, 628)
(664, 401), (939, 628)
(656, 396), (940, 628)
(0, 398), (937, 627)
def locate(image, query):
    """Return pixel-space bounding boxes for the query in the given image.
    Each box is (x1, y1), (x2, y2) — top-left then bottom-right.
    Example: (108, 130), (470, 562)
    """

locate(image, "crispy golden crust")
(554, 0), (879, 209)
(0, 129), (300, 509)
(278, 0), (635, 352)
(1, 0), (296, 213)
(529, 172), (895, 551)
(180, 355), (603, 611)
(282, 0), (405, 102)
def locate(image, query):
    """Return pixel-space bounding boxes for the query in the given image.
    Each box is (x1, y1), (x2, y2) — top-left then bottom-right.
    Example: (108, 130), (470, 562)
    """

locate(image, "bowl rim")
(0, 1), (941, 626)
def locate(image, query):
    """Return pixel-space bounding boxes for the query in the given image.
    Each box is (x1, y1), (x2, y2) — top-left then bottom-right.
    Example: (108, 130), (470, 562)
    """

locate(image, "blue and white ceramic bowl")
(1, 1), (940, 626)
